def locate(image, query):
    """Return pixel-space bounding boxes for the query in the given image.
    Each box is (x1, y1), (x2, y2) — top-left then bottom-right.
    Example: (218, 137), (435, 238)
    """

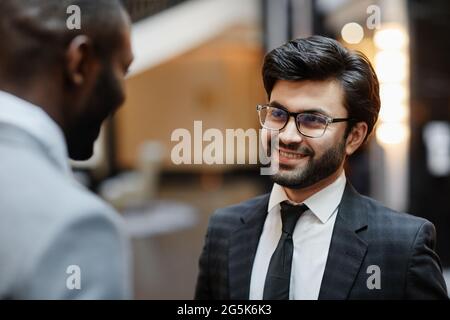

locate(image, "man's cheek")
(262, 129), (280, 159)
(261, 128), (278, 157)
(261, 128), (269, 153)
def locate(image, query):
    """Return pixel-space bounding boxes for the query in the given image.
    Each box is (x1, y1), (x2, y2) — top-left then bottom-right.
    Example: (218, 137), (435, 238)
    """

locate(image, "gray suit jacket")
(195, 183), (448, 299)
(0, 123), (132, 299)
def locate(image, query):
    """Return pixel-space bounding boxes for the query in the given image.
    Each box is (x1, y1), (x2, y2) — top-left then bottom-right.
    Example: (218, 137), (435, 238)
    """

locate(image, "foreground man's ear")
(65, 35), (97, 86)
(345, 121), (368, 156)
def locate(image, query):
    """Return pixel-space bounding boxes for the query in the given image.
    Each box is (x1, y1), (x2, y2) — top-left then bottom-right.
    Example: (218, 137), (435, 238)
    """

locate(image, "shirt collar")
(268, 171), (347, 223)
(0, 90), (71, 174)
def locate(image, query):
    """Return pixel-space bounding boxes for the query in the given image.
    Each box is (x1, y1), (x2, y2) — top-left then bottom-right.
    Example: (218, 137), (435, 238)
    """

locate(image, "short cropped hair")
(0, 0), (125, 82)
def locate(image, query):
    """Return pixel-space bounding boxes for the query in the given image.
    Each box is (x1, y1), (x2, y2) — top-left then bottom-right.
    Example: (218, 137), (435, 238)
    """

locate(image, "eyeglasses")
(257, 104), (355, 138)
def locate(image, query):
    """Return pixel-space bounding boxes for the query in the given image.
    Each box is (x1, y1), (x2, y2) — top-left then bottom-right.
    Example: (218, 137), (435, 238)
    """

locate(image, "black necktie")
(263, 201), (308, 300)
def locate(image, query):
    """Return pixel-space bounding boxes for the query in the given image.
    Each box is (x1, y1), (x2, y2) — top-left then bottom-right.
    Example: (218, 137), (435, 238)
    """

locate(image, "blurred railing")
(121, 0), (190, 23)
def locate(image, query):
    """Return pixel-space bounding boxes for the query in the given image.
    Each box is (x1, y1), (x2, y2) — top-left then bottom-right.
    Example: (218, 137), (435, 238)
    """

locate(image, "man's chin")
(67, 140), (95, 161)
(271, 169), (305, 188)
(66, 128), (101, 161)
(271, 176), (307, 189)
(68, 148), (94, 161)
(278, 163), (298, 171)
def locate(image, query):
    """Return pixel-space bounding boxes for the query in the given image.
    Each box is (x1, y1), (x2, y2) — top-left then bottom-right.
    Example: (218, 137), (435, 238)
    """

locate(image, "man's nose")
(279, 116), (303, 145)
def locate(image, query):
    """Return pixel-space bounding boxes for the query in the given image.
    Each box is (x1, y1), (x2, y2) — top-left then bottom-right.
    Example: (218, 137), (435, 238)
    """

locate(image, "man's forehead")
(272, 79), (342, 94)
(270, 79), (345, 113)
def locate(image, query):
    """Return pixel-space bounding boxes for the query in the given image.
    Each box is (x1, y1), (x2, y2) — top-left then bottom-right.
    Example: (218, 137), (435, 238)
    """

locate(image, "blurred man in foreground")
(0, 0), (134, 299)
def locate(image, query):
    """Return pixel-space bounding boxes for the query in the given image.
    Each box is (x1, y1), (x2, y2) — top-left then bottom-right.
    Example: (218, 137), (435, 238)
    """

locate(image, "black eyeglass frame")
(256, 104), (356, 138)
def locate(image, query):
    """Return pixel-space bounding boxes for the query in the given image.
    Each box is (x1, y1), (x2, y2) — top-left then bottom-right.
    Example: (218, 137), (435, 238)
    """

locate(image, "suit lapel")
(228, 194), (270, 300)
(318, 182), (369, 299)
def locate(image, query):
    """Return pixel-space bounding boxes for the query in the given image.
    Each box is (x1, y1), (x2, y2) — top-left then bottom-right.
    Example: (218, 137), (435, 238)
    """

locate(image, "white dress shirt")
(249, 171), (347, 300)
(0, 90), (70, 175)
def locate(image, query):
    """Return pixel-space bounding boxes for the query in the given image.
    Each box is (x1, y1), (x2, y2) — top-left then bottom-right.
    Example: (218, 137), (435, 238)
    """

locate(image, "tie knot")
(279, 201), (308, 235)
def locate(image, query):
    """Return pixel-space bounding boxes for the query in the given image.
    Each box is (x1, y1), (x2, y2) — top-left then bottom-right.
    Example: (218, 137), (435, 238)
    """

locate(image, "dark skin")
(0, 8), (134, 160)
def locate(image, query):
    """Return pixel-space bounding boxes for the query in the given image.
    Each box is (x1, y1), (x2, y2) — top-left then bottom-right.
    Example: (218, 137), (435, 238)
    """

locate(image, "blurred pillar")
(371, 0), (410, 213)
(291, 0), (314, 39)
(408, 0), (450, 266)
(262, 0), (314, 52)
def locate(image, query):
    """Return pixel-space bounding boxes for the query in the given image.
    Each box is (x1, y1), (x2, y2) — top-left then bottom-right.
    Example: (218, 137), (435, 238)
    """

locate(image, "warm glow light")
(379, 102), (408, 123)
(374, 25), (408, 50)
(380, 83), (407, 104)
(341, 22), (364, 44)
(375, 51), (407, 82)
(376, 122), (409, 145)
(379, 83), (408, 122)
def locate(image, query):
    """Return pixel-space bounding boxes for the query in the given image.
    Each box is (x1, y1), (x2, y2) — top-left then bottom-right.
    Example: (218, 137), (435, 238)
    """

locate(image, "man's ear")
(65, 35), (99, 86)
(345, 122), (368, 156)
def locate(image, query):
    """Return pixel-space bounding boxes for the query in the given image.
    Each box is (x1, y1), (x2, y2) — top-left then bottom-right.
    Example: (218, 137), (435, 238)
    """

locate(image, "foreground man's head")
(0, 0), (134, 160)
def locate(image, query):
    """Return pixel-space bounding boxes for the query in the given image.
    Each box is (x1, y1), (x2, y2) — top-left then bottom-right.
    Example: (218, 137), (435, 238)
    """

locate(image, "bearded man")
(194, 36), (448, 300)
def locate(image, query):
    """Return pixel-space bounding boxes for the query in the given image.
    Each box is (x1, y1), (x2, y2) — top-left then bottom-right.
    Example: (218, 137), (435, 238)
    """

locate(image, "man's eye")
(299, 114), (326, 127)
(270, 109), (286, 119)
(304, 114), (321, 122)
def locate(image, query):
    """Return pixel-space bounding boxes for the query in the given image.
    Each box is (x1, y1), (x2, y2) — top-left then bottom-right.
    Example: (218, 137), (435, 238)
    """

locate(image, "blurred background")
(71, 0), (450, 298)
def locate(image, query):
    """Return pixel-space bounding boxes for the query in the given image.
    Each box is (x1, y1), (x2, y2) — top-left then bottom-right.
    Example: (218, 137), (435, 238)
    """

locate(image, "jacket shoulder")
(0, 143), (126, 295)
(362, 194), (429, 227)
(359, 194), (433, 246)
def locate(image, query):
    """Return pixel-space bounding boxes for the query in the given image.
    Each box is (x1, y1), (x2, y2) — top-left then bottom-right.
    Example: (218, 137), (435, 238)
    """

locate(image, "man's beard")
(66, 65), (124, 160)
(270, 137), (346, 189)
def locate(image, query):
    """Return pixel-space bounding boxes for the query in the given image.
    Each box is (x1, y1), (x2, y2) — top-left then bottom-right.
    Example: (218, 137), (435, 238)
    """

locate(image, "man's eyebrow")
(124, 59), (133, 75)
(123, 53), (134, 68)
(269, 101), (332, 117)
(268, 101), (288, 110)
(303, 108), (332, 117)
(127, 58), (134, 68)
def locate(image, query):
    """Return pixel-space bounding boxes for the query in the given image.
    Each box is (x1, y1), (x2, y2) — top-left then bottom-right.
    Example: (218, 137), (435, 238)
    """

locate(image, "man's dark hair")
(0, 0), (126, 83)
(262, 35), (380, 141)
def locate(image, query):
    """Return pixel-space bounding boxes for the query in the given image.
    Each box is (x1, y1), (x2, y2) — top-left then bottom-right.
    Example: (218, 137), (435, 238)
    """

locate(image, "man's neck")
(0, 81), (64, 129)
(284, 167), (344, 203)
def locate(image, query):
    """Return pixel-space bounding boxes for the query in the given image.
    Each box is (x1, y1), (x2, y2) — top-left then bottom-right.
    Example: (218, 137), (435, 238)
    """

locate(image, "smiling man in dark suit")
(195, 36), (448, 300)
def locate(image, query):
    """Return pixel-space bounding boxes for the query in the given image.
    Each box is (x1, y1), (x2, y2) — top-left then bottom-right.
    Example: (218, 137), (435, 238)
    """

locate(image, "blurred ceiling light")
(375, 51), (407, 82)
(341, 22), (364, 44)
(376, 122), (409, 145)
(374, 24), (408, 50)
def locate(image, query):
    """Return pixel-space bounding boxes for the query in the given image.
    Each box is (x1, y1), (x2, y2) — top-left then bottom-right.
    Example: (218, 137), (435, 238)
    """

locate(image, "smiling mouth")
(278, 149), (309, 160)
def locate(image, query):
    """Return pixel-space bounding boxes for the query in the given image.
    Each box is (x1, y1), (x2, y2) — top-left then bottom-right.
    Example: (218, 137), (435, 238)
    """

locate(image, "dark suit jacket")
(195, 183), (448, 299)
